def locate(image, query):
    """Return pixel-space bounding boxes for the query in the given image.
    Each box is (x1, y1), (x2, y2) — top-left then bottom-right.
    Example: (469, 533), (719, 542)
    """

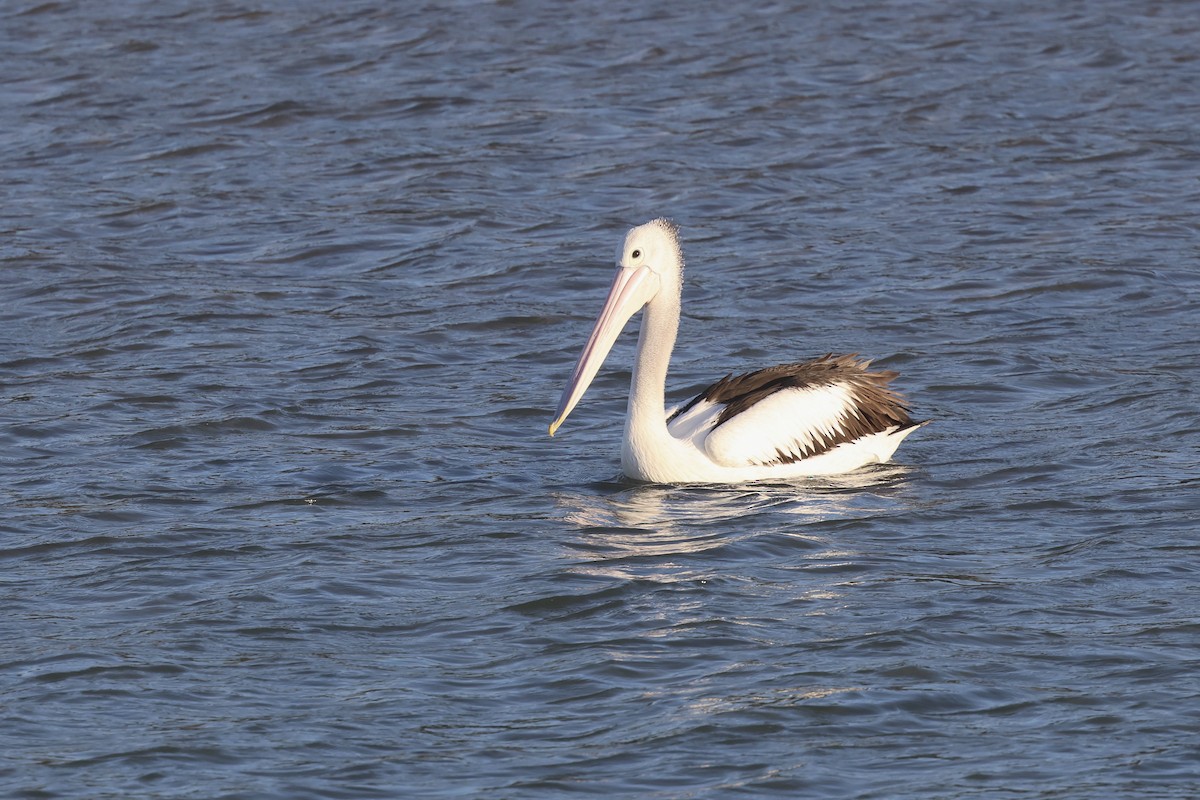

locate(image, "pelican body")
(550, 219), (923, 483)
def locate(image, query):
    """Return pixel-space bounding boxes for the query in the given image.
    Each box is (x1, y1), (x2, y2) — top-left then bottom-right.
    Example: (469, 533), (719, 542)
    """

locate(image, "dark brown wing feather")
(669, 353), (917, 464)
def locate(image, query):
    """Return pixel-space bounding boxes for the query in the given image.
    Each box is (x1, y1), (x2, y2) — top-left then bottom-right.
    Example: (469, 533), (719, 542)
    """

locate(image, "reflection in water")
(681, 684), (869, 720)
(544, 470), (927, 732)
(556, 464), (919, 547)
(551, 465), (921, 598)
(545, 473), (924, 715)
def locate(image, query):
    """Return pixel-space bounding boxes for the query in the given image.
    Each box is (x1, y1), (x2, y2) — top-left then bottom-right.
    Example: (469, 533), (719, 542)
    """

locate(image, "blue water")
(3, 2), (1199, 798)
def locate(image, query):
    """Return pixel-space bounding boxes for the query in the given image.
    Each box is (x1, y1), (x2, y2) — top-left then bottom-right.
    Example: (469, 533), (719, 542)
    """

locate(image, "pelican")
(549, 218), (925, 483)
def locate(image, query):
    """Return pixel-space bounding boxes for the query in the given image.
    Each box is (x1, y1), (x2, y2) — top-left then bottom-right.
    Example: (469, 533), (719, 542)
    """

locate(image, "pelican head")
(549, 218), (683, 436)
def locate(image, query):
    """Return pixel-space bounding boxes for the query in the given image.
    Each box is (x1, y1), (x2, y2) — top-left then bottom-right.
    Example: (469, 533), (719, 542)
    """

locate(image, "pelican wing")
(669, 355), (913, 468)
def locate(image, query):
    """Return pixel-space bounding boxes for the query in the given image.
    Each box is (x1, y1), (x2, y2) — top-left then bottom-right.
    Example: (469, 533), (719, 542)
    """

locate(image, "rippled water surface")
(3, 2), (1199, 798)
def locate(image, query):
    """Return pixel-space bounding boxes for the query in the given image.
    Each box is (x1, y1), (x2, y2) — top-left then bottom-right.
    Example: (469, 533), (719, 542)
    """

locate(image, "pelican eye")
(631, 249), (641, 259)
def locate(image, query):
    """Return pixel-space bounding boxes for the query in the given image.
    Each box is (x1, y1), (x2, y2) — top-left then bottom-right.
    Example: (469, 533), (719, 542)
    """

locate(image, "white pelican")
(549, 218), (925, 483)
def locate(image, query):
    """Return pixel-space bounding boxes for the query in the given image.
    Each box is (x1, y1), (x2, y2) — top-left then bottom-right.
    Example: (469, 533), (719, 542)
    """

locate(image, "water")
(2, 1), (1198, 797)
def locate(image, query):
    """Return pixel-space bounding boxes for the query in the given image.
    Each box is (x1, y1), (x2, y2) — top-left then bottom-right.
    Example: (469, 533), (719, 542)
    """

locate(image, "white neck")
(621, 287), (687, 480)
